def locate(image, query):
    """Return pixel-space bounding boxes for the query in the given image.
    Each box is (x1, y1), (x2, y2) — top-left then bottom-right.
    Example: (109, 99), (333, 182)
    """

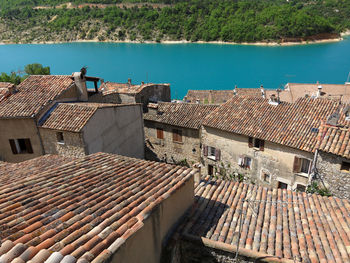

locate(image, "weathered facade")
(39, 103), (145, 159)
(313, 122), (350, 199)
(89, 79), (170, 111)
(201, 96), (342, 191)
(144, 102), (218, 166)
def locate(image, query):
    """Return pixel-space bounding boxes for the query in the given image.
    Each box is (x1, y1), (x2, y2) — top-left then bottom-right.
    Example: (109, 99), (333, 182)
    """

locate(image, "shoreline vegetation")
(1, 31), (349, 46)
(1, 0), (350, 46)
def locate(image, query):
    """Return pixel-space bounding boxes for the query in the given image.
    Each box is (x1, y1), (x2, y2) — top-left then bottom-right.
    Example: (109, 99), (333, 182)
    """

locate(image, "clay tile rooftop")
(203, 96), (343, 153)
(0, 154), (74, 185)
(0, 75), (74, 118)
(100, 80), (169, 95)
(0, 152), (196, 263)
(144, 102), (219, 130)
(181, 177), (350, 263)
(0, 82), (15, 102)
(39, 102), (122, 132)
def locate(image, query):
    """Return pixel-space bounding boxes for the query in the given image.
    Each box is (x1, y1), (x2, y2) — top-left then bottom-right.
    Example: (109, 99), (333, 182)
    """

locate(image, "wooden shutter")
(259, 140), (265, 151)
(248, 137), (253, 148)
(173, 130), (177, 142)
(203, 145), (208, 156)
(9, 139), (18, 154)
(157, 128), (163, 139)
(178, 129), (182, 142)
(215, 149), (221, 161)
(24, 139), (33, 154)
(293, 156), (301, 173)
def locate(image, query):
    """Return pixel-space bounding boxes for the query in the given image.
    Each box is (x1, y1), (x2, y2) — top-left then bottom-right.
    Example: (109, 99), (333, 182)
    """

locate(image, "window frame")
(57, 132), (65, 144)
(172, 128), (182, 143)
(156, 128), (164, 140)
(9, 138), (33, 154)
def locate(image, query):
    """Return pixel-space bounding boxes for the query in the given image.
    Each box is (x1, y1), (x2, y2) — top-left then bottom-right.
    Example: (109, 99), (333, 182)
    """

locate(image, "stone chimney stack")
(73, 69), (88, 101)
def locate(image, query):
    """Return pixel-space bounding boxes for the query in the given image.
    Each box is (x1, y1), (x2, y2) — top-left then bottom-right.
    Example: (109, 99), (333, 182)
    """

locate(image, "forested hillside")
(0, 0), (349, 43)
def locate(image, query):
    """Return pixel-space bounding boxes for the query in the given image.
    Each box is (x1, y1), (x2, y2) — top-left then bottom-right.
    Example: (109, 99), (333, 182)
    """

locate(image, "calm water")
(1, 38), (350, 99)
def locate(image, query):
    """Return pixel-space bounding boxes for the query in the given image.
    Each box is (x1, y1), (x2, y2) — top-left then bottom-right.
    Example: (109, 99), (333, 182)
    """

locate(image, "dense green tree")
(24, 63), (50, 75)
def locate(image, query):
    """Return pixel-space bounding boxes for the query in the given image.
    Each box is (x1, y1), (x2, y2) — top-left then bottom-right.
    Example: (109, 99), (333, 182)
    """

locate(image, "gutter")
(182, 234), (295, 263)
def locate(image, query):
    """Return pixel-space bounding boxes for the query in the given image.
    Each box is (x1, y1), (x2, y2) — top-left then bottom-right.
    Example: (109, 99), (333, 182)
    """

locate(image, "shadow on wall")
(161, 196), (230, 263)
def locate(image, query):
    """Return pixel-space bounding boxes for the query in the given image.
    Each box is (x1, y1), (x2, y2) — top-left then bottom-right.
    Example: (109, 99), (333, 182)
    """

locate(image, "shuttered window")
(293, 157), (310, 174)
(156, 128), (164, 139)
(248, 137), (253, 148)
(172, 129), (182, 142)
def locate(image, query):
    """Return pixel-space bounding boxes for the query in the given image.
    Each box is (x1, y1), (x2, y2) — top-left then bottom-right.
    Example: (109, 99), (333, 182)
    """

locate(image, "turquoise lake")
(1, 38), (350, 99)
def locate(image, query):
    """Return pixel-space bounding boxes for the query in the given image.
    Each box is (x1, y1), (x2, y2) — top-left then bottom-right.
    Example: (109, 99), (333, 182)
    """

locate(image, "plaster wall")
(201, 126), (312, 189)
(316, 151), (350, 200)
(144, 120), (200, 165)
(0, 118), (43, 162)
(39, 129), (86, 158)
(110, 176), (194, 263)
(83, 104), (144, 159)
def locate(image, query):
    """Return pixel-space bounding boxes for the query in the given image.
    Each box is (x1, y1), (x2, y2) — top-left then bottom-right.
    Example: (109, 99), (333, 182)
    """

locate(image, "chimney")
(233, 85), (237, 96)
(73, 70), (88, 101)
(128, 78), (132, 85)
(8, 84), (17, 94)
(260, 85), (265, 99)
(141, 81), (144, 85)
(317, 84), (323, 98)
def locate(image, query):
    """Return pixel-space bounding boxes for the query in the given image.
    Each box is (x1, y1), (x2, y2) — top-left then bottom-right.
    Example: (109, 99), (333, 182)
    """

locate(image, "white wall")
(82, 104), (145, 159)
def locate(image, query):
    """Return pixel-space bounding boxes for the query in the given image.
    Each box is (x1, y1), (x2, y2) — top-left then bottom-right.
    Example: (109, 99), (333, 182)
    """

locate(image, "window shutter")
(259, 140), (265, 151)
(248, 137), (253, 148)
(25, 139), (33, 154)
(215, 149), (221, 161)
(293, 156), (301, 173)
(9, 139), (18, 154)
(173, 130), (176, 142)
(178, 130), (182, 142)
(203, 145), (208, 156)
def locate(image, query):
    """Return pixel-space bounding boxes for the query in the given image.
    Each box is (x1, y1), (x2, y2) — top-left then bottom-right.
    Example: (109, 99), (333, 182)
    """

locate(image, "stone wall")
(316, 151), (350, 200)
(88, 92), (124, 104)
(39, 129), (86, 158)
(136, 84), (171, 110)
(201, 126), (312, 190)
(144, 120), (200, 166)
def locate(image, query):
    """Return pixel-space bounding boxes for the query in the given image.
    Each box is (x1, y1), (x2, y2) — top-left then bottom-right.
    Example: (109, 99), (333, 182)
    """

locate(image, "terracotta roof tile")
(100, 82), (169, 95)
(0, 75), (74, 118)
(184, 89), (262, 104)
(203, 96), (341, 152)
(182, 177), (350, 262)
(0, 152), (196, 263)
(144, 102), (218, 129)
(0, 155), (74, 185)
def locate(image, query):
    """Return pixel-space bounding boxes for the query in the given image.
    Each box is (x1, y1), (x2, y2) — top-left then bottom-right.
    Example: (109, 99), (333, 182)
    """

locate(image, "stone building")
(89, 79), (170, 111)
(176, 177), (350, 263)
(39, 102), (144, 159)
(0, 72), (144, 162)
(184, 88), (263, 104)
(201, 96), (341, 191)
(0, 152), (197, 263)
(312, 121), (350, 200)
(144, 102), (218, 166)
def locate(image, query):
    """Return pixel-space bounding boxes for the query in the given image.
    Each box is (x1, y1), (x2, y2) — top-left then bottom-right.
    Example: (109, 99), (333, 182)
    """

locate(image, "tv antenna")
(346, 72), (350, 84)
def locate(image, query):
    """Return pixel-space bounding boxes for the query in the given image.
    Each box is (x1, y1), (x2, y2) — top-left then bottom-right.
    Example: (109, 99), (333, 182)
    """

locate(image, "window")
(172, 129), (182, 142)
(341, 161), (350, 172)
(293, 157), (311, 174)
(249, 137), (264, 151)
(238, 156), (251, 169)
(9, 139), (33, 154)
(156, 128), (164, 139)
(296, 184), (306, 192)
(203, 145), (221, 161)
(57, 132), (64, 144)
(278, 181), (288, 189)
(208, 164), (214, 176)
